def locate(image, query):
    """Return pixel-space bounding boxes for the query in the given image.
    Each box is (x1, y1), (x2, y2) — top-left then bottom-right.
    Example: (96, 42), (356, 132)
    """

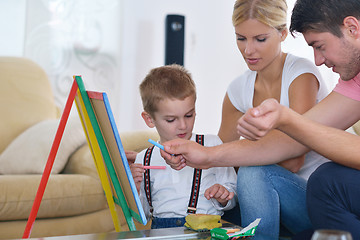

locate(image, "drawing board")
(74, 76), (147, 230)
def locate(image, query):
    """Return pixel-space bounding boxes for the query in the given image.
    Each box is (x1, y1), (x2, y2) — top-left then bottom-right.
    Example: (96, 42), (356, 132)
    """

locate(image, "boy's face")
(303, 28), (360, 81)
(142, 95), (196, 143)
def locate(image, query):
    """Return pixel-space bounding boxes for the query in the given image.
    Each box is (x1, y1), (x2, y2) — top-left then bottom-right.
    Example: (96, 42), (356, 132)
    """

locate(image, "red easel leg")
(23, 79), (78, 238)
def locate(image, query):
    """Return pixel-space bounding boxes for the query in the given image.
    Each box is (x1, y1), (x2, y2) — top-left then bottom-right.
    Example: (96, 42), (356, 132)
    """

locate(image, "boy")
(130, 64), (237, 229)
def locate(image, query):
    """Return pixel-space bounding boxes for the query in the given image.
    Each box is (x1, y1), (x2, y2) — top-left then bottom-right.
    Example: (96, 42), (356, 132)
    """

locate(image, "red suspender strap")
(187, 134), (204, 214)
(143, 146), (154, 212)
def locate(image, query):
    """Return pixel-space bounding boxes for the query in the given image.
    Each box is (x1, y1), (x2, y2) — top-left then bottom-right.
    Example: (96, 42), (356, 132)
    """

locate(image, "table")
(28, 222), (246, 240)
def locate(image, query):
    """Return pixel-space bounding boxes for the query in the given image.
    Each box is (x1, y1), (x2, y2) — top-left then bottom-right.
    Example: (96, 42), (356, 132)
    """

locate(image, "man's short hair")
(290, 0), (360, 37)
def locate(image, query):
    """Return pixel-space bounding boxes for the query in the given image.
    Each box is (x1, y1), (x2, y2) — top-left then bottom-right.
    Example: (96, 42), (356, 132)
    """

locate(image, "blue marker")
(148, 139), (175, 156)
(148, 139), (165, 151)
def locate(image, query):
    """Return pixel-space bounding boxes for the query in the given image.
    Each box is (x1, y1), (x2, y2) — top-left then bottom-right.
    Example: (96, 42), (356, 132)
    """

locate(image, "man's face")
(303, 30), (360, 81)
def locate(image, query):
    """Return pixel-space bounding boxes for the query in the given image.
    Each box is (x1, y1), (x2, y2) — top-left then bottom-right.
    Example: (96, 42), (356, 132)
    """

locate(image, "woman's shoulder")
(232, 70), (256, 82)
(285, 53), (318, 71)
(228, 70), (256, 90)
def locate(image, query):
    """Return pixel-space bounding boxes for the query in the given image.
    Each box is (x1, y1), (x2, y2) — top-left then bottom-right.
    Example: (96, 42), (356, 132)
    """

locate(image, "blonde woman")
(217, 0), (330, 239)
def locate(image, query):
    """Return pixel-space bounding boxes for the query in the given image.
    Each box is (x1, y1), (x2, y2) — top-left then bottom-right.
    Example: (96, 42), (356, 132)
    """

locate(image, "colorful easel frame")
(23, 76), (146, 238)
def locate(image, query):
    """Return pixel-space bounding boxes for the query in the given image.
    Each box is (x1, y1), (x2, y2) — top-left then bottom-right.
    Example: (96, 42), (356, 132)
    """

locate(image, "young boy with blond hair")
(130, 64), (237, 229)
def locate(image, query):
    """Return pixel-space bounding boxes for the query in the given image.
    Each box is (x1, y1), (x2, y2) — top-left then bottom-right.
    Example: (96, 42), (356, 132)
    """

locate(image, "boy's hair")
(232, 0), (288, 32)
(290, 0), (360, 37)
(139, 64), (196, 117)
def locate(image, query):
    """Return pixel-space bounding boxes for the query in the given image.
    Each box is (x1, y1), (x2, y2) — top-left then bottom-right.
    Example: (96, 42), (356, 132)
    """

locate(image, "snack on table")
(210, 218), (261, 239)
(184, 214), (222, 232)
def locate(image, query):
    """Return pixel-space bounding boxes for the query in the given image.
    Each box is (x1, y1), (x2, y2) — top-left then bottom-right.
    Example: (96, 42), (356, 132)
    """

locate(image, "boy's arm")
(139, 180), (152, 221)
(130, 163), (144, 193)
(125, 150), (138, 164)
(134, 152), (152, 221)
(205, 184), (235, 210)
(206, 166), (237, 210)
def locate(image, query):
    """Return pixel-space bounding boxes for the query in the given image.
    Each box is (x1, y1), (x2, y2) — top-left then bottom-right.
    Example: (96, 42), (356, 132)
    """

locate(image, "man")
(161, 0), (360, 237)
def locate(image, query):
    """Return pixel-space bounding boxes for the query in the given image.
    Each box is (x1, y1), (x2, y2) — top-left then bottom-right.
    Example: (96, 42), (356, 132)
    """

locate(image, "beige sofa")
(0, 57), (158, 239)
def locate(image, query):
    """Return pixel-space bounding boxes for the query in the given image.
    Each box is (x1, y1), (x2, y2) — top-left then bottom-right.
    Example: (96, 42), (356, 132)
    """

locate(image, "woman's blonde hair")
(232, 0), (288, 31)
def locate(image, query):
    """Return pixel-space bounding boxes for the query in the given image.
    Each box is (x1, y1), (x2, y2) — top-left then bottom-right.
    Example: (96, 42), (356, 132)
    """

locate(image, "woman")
(218, 0), (330, 239)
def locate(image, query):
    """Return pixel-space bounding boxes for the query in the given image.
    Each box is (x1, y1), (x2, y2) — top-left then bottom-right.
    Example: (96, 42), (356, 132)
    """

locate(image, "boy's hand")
(204, 184), (234, 206)
(237, 98), (284, 140)
(125, 150), (138, 164)
(130, 163), (144, 193)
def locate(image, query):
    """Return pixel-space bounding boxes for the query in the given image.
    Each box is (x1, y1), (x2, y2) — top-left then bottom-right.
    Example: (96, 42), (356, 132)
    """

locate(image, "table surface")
(27, 222), (248, 240)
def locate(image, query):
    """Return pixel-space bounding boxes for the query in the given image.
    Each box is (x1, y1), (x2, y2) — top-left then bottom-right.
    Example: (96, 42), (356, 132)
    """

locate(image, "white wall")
(116, 0), (338, 135)
(0, 0), (338, 135)
(116, 0), (247, 134)
(0, 0), (26, 56)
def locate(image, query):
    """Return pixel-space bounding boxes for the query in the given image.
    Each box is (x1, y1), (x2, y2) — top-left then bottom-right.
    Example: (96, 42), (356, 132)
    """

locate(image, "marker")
(143, 166), (166, 170)
(148, 139), (165, 150)
(148, 139), (175, 156)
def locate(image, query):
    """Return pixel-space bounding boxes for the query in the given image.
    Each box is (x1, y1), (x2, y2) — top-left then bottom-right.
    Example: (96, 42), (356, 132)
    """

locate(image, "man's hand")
(161, 138), (212, 170)
(130, 163), (144, 193)
(204, 184), (234, 206)
(237, 98), (284, 140)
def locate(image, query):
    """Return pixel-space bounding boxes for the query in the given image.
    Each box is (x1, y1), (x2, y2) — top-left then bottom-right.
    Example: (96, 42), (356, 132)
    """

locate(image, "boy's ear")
(141, 111), (155, 128)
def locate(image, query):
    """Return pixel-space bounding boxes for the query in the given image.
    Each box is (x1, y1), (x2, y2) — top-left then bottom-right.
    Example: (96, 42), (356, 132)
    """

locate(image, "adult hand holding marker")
(160, 138), (213, 170)
(151, 138), (188, 170)
(144, 139), (171, 170)
(148, 139), (166, 151)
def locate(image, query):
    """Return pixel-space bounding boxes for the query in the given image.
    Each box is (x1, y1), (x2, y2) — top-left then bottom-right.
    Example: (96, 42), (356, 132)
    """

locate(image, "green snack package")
(210, 218), (261, 239)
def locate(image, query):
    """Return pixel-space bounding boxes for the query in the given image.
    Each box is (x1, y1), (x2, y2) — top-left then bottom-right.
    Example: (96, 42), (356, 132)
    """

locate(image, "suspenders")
(143, 135), (204, 214)
(143, 146), (154, 212)
(187, 135), (204, 214)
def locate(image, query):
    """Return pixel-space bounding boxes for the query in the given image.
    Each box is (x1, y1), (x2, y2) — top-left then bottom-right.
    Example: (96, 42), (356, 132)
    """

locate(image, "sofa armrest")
(352, 120), (360, 136)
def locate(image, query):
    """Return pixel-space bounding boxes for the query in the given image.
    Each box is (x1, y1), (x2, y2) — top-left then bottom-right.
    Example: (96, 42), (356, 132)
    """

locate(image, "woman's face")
(235, 18), (286, 72)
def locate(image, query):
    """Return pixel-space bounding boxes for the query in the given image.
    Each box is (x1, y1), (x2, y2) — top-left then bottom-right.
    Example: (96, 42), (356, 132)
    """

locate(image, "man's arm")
(238, 92), (360, 169)
(162, 127), (307, 169)
(162, 92), (360, 169)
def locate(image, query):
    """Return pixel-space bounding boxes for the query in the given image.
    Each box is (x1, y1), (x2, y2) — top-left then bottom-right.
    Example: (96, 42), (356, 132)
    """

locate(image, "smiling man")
(160, 0), (360, 237)
(239, 0), (360, 236)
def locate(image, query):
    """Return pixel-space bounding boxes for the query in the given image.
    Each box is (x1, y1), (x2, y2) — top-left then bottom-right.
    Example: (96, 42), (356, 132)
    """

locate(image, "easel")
(23, 76), (146, 238)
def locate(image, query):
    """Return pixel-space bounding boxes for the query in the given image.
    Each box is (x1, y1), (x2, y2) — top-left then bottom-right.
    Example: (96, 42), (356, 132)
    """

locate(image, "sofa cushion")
(0, 174), (107, 220)
(0, 117), (86, 174)
(0, 57), (58, 154)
